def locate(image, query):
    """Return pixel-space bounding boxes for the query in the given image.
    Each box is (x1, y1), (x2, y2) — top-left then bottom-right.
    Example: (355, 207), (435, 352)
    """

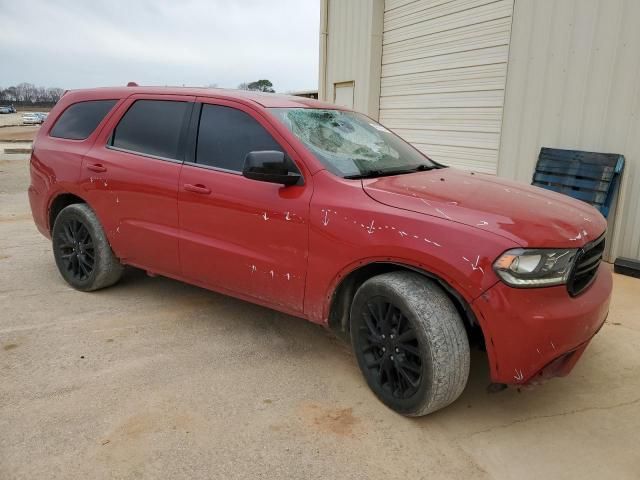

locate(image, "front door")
(177, 100), (311, 312)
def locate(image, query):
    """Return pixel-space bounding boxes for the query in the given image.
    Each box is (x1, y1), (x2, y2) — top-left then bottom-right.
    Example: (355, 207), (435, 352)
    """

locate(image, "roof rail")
(126, 82), (139, 87)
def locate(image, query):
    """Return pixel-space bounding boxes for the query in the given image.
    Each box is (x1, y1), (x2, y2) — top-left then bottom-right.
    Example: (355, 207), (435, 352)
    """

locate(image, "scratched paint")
(462, 255), (485, 274)
(435, 208), (452, 220)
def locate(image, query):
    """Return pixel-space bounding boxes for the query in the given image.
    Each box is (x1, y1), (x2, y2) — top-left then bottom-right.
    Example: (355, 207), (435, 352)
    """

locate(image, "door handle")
(87, 163), (107, 173)
(184, 183), (211, 194)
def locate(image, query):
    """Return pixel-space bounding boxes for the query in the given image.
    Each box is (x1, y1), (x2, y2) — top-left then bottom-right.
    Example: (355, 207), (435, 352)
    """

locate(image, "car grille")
(567, 235), (605, 296)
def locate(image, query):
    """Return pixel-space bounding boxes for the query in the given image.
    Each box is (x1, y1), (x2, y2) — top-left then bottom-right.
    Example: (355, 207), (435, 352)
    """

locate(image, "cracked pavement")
(1, 152), (640, 479)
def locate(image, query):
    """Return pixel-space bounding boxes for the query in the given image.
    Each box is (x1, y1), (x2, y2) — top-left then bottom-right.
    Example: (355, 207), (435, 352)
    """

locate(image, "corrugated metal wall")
(319, 0), (384, 118)
(498, 0), (640, 261)
(379, 0), (514, 173)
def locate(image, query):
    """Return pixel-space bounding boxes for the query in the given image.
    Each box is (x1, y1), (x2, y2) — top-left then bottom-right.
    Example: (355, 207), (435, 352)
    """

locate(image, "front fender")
(302, 172), (515, 324)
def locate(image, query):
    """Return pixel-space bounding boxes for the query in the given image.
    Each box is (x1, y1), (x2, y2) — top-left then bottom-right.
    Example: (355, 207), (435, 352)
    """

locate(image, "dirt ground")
(1, 152), (639, 479)
(0, 126), (40, 142)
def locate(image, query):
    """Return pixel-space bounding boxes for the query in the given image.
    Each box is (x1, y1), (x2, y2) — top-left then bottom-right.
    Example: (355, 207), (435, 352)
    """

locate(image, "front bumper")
(472, 264), (612, 384)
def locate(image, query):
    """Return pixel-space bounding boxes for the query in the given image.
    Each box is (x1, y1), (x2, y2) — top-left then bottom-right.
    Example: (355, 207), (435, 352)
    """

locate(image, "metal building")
(318, 0), (640, 262)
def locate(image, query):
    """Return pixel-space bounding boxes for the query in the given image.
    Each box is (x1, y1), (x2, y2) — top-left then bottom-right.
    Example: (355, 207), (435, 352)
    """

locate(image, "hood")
(362, 168), (606, 248)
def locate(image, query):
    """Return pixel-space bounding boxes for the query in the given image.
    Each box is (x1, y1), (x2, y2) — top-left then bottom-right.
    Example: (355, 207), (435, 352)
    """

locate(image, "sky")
(0, 0), (320, 93)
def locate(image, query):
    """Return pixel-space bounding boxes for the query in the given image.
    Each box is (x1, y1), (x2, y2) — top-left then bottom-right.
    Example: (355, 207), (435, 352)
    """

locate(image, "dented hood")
(362, 168), (606, 248)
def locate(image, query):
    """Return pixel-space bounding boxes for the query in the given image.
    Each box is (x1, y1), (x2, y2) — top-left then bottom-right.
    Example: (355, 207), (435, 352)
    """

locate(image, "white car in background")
(22, 113), (43, 125)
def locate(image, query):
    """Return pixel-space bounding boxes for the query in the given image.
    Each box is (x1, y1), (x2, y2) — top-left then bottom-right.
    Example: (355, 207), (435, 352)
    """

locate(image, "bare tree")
(0, 84), (65, 104)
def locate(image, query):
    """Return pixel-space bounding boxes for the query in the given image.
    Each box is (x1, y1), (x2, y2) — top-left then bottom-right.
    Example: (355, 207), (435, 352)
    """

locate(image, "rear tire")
(52, 203), (123, 291)
(350, 271), (469, 416)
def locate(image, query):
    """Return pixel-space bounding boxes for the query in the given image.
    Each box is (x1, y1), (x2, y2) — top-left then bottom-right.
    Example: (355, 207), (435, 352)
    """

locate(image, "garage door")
(379, 0), (514, 173)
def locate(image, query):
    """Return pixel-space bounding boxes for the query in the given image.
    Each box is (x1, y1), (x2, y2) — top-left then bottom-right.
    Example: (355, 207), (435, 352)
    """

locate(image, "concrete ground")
(1, 152), (639, 479)
(0, 126), (39, 142)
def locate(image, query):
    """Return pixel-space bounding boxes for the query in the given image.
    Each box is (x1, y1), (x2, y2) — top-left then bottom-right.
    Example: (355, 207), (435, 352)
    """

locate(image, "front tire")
(52, 203), (123, 291)
(350, 271), (470, 416)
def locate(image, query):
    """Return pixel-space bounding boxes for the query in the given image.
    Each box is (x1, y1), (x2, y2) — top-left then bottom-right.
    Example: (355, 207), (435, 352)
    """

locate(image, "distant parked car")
(0, 105), (16, 114)
(22, 113), (42, 125)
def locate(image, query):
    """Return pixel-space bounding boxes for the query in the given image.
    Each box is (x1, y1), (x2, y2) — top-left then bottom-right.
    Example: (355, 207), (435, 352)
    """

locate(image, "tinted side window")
(112, 100), (189, 160)
(196, 104), (283, 171)
(50, 100), (117, 140)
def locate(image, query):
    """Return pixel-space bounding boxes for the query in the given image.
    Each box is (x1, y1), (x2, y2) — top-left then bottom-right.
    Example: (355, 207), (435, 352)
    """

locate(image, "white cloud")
(0, 0), (320, 92)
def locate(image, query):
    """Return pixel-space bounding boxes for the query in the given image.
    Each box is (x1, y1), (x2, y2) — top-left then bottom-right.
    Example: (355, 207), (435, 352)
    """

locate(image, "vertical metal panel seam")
(494, 0), (515, 176)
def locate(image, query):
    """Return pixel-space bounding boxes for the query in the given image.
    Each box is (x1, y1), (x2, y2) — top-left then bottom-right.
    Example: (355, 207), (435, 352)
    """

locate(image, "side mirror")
(242, 150), (301, 186)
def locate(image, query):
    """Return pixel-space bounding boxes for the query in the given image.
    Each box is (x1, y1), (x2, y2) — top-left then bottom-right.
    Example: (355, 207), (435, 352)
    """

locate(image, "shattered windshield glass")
(268, 108), (438, 178)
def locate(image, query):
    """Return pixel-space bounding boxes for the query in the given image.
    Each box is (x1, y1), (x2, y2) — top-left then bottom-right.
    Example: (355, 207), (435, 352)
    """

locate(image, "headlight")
(493, 248), (578, 287)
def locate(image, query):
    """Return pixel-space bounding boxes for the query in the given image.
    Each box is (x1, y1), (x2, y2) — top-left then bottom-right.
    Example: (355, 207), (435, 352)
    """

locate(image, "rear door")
(81, 94), (194, 277)
(177, 99), (312, 312)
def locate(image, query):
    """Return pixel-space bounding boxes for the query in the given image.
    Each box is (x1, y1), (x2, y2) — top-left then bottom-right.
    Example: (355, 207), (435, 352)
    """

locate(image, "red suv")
(29, 86), (612, 416)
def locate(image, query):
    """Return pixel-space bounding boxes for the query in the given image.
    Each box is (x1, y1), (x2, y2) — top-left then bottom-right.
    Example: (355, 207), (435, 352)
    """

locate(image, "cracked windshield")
(269, 108), (437, 178)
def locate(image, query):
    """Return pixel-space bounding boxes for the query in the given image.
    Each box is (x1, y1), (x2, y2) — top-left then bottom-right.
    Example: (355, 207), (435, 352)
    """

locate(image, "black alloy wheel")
(56, 218), (95, 281)
(350, 272), (470, 416)
(355, 297), (423, 399)
(52, 203), (123, 291)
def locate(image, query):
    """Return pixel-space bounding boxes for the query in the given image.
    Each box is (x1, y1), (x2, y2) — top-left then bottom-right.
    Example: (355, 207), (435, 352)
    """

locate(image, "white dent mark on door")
(250, 265), (257, 273)
(447, 201), (458, 206)
(514, 369), (524, 382)
(104, 181), (108, 187)
(269, 270), (275, 279)
(321, 209), (330, 226)
(583, 216), (592, 223)
(366, 220), (375, 235)
(116, 196), (120, 204)
(477, 220), (488, 226)
(262, 212), (269, 221)
(90, 177), (94, 183)
(550, 341), (556, 351)
(398, 231), (407, 237)
(420, 199), (432, 207)
(285, 211), (291, 221)
(285, 273), (291, 281)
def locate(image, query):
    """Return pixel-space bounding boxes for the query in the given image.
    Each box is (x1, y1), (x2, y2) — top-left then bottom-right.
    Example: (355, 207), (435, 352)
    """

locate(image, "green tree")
(246, 79), (275, 93)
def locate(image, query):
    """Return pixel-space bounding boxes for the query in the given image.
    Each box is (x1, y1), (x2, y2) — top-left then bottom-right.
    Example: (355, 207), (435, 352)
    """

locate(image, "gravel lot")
(0, 113), (23, 128)
(1, 152), (639, 479)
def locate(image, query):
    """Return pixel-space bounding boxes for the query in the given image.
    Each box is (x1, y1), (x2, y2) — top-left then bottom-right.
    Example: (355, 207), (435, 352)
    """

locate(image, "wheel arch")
(327, 261), (486, 349)
(48, 192), (88, 233)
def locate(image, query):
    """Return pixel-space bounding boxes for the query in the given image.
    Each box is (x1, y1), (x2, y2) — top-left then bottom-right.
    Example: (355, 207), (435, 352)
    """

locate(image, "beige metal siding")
(379, 0), (514, 173)
(498, 0), (640, 261)
(318, 0), (384, 118)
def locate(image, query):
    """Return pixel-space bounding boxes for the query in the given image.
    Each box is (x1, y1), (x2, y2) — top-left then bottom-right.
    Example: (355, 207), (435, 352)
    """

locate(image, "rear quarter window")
(50, 100), (117, 140)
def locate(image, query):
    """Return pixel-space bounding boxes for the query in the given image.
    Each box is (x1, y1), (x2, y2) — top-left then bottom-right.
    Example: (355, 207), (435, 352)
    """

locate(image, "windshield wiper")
(344, 164), (439, 179)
